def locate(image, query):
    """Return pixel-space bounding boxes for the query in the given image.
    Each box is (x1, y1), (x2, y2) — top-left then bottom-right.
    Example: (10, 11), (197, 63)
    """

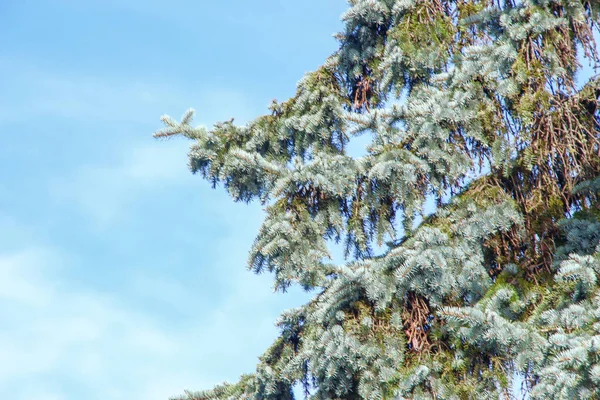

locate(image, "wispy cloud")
(0, 56), (258, 125)
(47, 139), (193, 227)
(0, 56), (262, 231)
(0, 242), (302, 400)
(0, 60), (165, 124)
(0, 249), (196, 400)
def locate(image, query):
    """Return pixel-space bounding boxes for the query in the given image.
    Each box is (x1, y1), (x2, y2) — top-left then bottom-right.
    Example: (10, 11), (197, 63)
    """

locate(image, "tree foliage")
(155, 1), (600, 398)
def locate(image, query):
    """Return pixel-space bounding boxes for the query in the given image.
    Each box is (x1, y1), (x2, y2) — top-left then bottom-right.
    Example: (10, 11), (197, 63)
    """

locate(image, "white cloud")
(0, 56), (263, 230)
(0, 246), (202, 399)
(0, 56), (258, 125)
(0, 248), (179, 378)
(125, 143), (191, 182)
(0, 60), (164, 124)
(11, 387), (67, 400)
(0, 242), (309, 400)
(47, 139), (192, 227)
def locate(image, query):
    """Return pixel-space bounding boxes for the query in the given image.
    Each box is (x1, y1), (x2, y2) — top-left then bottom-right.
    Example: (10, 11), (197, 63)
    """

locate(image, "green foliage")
(155, 0), (600, 398)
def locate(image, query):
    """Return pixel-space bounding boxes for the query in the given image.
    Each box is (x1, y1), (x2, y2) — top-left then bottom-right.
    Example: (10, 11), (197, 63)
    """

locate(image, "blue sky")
(0, 1), (347, 399)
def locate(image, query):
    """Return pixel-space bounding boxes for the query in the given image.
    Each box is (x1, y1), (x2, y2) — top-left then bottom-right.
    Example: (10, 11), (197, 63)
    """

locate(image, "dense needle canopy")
(155, 1), (600, 399)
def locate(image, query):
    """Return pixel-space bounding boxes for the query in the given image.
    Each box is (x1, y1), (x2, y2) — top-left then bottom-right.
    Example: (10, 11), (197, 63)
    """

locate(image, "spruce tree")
(154, 1), (600, 398)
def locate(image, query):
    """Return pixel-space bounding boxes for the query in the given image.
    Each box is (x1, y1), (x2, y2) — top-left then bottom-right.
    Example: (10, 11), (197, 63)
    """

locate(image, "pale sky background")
(0, 1), (347, 399)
